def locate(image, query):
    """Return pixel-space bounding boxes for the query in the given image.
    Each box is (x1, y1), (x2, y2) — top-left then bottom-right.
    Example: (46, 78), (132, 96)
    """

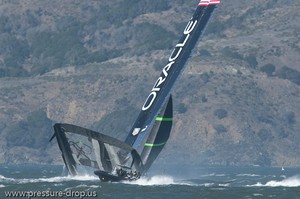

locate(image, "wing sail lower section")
(140, 95), (173, 172)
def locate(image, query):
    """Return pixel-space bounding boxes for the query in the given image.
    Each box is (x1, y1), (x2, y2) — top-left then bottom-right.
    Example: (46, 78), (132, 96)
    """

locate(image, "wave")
(236, 174), (260, 177)
(0, 175), (15, 182)
(0, 174), (98, 184)
(200, 173), (227, 177)
(218, 183), (230, 187)
(123, 175), (195, 186)
(0, 184), (5, 188)
(251, 175), (300, 187)
(64, 183), (101, 192)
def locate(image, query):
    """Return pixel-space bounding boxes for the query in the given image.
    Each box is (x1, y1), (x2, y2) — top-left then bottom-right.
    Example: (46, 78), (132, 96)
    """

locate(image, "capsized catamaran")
(50, 0), (221, 182)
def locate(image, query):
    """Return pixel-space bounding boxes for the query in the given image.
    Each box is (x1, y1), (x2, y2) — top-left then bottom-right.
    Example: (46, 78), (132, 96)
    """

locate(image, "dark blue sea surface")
(1, 164), (300, 199)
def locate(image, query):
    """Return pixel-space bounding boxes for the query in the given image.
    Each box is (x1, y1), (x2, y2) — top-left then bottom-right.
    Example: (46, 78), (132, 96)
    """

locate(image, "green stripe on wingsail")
(144, 142), (165, 147)
(155, 117), (173, 121)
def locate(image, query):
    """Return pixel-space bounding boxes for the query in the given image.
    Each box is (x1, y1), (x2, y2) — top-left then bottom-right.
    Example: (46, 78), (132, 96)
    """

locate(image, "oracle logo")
(142, 19), (198, 111)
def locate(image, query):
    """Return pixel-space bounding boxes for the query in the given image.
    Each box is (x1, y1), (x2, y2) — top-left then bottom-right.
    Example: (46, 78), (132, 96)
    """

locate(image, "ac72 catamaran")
(50, 0), (221, 182)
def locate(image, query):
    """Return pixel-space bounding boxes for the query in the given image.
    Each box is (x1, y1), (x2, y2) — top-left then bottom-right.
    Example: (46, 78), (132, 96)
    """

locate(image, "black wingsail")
(125, 1), (221, 149)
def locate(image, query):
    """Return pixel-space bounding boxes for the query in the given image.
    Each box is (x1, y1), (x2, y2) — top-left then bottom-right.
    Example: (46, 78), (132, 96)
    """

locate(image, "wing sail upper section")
(125, 1), (220, 148)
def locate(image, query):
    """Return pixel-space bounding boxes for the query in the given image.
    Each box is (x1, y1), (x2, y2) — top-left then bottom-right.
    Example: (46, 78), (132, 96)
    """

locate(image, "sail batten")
(144, 143), (166, 147)
(156, 117), (173, 121)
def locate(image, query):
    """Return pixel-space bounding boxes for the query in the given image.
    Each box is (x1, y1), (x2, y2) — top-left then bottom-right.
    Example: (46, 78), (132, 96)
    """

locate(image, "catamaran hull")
(94, 170), (123, 182)
(94, 170), (140, 182)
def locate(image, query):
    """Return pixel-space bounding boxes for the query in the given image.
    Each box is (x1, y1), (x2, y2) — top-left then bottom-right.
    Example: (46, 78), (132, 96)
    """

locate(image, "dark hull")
(94, 170), (123, 182)
(94, 170), (140, 182)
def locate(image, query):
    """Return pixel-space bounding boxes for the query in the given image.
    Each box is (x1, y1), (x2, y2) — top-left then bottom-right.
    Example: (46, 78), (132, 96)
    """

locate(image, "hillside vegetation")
(0, 0), (299, 167)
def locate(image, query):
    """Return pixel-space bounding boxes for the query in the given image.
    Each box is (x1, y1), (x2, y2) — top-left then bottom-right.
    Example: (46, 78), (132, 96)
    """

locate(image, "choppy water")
(1, 164), (300, 198)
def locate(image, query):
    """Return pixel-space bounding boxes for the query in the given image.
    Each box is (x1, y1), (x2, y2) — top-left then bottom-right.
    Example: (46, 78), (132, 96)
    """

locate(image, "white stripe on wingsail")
(199, 0), (220, 6)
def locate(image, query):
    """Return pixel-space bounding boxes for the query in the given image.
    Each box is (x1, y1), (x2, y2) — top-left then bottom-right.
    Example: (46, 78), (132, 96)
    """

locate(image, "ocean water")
(1, 164), (300, 199)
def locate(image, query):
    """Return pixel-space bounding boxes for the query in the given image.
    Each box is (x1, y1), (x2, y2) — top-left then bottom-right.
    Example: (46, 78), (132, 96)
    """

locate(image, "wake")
(123, 175), (194, 186)
(251, 175), (300, 187)
(0, 174), (98, 184)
